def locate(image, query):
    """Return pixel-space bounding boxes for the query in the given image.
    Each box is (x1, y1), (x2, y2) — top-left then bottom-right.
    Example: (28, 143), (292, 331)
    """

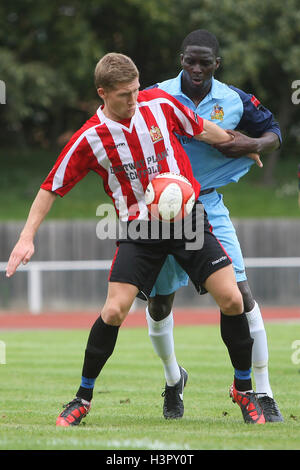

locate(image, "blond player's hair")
(94, 53), (139, 90)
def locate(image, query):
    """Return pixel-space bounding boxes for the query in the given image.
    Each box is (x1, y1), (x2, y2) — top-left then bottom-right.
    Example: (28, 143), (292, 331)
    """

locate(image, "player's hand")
(213, 129), (263, 167)
(6, 237), (35, 278)
(247, 152), (263, 168)
(213, 129), (255, 156)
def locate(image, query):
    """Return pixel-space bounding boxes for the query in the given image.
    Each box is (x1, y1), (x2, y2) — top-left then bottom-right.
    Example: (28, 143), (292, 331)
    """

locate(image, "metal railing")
(1, 258), (300, 314)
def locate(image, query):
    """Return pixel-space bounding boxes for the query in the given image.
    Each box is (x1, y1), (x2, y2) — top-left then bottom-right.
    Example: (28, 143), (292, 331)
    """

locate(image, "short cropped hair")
(94, 53), (139, 90)
(181, 30), (220, 56)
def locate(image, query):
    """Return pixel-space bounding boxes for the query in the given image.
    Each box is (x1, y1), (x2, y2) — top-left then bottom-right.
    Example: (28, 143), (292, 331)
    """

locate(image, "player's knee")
(252, 359), (268, 370)
(148, 293), (174, 321)
(237, 280), (255, 312)
(220, 289), (243, 315)
(101, 303), (128, 326)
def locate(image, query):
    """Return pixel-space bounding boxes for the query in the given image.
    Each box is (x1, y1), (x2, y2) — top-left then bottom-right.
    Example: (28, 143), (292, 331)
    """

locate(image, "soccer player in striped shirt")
(6, 53), (264, 426)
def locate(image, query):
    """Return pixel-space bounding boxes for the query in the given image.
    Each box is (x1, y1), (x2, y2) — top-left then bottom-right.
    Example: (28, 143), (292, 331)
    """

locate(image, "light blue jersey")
(149, 73), (281, 296)
(157, 73), (281, 190)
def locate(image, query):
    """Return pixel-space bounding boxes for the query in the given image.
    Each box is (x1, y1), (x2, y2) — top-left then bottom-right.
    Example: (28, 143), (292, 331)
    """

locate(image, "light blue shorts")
(150, 190), (246, 297)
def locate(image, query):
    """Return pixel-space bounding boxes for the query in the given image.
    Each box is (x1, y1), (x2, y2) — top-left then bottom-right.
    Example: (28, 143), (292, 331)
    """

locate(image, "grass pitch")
(0, 323), (300, 450)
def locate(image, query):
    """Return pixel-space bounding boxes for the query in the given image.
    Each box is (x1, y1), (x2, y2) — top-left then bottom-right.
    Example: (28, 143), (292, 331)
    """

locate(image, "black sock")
(234, 375), (252, 392)
(220, 312), (254, 392)
(76, 315), (119, 401)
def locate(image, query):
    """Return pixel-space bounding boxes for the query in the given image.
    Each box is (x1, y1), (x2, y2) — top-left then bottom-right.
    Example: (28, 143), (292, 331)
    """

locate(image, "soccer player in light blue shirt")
(145, 29), (283, 422)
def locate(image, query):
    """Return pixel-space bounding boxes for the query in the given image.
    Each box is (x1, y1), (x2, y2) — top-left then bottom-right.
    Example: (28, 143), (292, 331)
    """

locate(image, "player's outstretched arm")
(213, 129), (279, 157)
(6, 189), (57, 278)
(195, 118), (232, 145)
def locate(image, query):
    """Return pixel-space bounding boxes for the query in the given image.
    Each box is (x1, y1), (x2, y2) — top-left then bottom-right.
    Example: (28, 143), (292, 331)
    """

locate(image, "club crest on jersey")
(149, 125), (163, 143)
(210, 103), (224, 121)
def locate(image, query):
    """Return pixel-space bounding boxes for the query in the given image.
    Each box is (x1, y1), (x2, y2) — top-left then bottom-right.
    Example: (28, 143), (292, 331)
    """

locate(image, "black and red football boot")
(229, 382), (265, 424)
(56, 397), (91, 426)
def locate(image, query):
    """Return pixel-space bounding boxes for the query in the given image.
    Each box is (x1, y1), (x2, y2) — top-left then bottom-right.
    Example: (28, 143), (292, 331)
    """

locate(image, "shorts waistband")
(199, 187), (215, 196)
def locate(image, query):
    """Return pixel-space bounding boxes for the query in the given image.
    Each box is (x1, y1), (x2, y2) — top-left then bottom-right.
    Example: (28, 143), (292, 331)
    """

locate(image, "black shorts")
(109, 205), (232, 300)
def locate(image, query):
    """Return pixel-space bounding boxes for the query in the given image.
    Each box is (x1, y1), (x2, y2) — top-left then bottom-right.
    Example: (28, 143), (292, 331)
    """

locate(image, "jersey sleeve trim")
(228, 85), (282, 144)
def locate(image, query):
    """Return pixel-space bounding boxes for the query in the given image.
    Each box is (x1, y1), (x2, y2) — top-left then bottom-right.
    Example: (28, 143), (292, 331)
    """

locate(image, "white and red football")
(145, 172), (195, 222)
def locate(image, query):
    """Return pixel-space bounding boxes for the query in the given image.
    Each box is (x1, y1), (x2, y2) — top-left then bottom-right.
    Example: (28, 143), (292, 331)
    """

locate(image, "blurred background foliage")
(0, 0), (300, 217)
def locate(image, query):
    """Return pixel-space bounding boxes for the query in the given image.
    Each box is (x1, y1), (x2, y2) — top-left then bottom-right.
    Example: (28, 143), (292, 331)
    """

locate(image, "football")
(145, 172), (195, 222)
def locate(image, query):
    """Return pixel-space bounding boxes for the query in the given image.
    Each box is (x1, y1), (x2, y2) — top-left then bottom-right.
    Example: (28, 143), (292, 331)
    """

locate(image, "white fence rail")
(1, 258), (300, 314)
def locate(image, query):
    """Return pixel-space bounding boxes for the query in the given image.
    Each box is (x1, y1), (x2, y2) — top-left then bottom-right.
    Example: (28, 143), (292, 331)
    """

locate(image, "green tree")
(0, 0), (180, 147)
(171, 0), (300, 183)
(1, 0), (299, 188)
(0, 0), (101, 147)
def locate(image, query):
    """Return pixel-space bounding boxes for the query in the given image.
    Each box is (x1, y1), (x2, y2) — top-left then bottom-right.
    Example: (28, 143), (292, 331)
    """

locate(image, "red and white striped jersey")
(41, 88), (203, 221)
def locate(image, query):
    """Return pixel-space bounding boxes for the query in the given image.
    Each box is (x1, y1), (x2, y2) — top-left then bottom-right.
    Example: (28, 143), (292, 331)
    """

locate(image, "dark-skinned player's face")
(181, 45), (220, 93)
